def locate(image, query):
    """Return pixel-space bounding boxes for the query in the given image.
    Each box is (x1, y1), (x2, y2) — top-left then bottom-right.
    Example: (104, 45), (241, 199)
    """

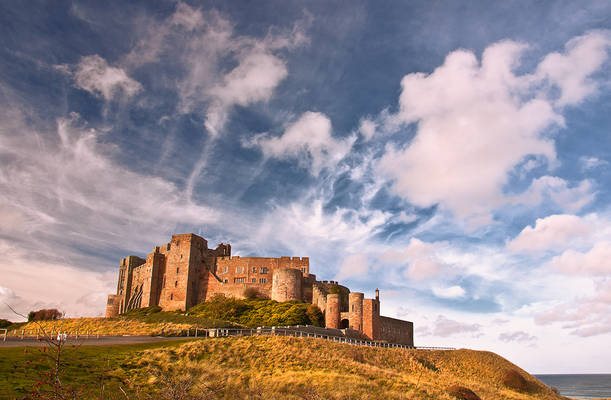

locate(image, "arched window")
(170, 294), (173, 300)
(174, 281), (178, 287)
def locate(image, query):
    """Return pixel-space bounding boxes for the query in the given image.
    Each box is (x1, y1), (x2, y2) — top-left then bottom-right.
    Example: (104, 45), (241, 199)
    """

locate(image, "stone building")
(105, 233), (413, 345)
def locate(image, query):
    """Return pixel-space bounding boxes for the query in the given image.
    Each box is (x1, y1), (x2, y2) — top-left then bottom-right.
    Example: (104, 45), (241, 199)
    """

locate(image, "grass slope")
(6, 297), (323, 337)
(0, 336), (566, 400)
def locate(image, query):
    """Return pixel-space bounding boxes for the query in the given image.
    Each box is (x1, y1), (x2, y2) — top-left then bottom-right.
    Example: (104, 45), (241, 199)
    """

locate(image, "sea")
(535, 374), (611, 399)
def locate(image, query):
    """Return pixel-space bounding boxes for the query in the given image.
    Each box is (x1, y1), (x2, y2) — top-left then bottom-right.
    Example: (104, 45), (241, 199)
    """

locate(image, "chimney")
(375, 288), (379, 301)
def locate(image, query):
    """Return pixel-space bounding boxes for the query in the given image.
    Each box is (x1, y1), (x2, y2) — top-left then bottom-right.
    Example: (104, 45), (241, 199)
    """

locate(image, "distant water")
(535, 374), (611, 399)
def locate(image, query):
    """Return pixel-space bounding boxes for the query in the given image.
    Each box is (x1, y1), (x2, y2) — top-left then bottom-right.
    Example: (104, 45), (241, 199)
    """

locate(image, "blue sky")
(1, 0), (611, 373)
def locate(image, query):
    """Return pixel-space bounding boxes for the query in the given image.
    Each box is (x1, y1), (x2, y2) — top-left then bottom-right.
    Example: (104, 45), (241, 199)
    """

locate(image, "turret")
(325, 293), (341, 329)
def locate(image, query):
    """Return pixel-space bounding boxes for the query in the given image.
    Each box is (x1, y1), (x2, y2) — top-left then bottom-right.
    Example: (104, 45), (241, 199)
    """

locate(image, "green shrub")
(0, 319), (12, 329)
(188, 295), (323, 327)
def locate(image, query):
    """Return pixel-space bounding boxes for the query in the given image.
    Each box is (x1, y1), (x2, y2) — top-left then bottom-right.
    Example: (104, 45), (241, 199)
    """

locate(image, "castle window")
(224, 279), (228, 283)
(223, 266), (228, 273)
(234, 277), (245, 283)
(177, 267), (180, 273)
(301, 267), (306, 273)
(261, 267), (268, 274)
(252, 278), (256, 283)
(259, 278), (267, 284)
(176, 240), (180, 246)
(236, 266), (244, 274)
(174, 281), (178, 287)
(167, 243), (171, 251)
(170, 294), (173, 300)
(252, 266), (257, 273)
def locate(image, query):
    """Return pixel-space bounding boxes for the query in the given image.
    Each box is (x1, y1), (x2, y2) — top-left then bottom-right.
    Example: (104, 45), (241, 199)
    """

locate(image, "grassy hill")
(7, 295), (324, 336)
(6, 296), (324, 336)
(0, 336), (567, 399)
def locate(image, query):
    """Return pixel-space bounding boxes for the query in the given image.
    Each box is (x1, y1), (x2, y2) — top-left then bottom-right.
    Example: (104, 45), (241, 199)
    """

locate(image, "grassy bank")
(7, 296), (323, 337)
(0, 336), (566, 399)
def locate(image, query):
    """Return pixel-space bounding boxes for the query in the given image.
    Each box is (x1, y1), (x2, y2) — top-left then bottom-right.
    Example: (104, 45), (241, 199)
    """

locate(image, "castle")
(105, 233), (413, 345)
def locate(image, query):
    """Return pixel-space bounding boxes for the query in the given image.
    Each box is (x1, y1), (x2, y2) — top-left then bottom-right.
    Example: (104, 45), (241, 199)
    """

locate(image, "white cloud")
(508, 214), (592, 253)
(0, 109), (220, 267)
(376, 32), (610, 224)
(246, 111), (356, 176)
(382, 238), (450, 281)
(432, 285), (466, 299)
(170, 1), (205, 31)
(537, 30), (611, 106)
(417, 315), (482, 337)
(580, 156), (608, 170)
(535, 279), (611, 337)
(336, 253), (369, 280)
(498, 330), (537, 343)
(121, 2), (308, 137)
(205, 49), (288, 136)
(515, 176), (595, 212)
(0, 250), (116, 321)
(74, 55), (142, 100)
(547, 241), (611, 276)
(358, 118), (377, 140)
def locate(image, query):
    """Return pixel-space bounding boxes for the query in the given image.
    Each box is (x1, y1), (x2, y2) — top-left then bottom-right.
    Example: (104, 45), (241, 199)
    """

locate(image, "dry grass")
(11, 317), (198, 336)
(123, 336), (564, 400)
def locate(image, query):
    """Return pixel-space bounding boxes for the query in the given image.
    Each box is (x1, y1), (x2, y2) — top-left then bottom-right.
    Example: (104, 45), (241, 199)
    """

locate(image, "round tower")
(271, 268), (302, 302)
(325, 293), (340, 329)
(348, 292), (364, 331)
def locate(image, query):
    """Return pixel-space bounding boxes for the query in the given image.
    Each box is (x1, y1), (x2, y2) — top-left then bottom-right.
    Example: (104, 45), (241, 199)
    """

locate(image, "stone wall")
(325, 293), (340, 329)
(380, 316), (414, 346)
(362, 298), (380, 341)
(271, 268), (302, 302)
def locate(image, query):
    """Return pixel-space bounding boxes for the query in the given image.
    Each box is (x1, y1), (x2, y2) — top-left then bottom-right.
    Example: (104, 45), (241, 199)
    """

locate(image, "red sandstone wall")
(105, 295), (120, 318)
(325, 294), (340, 329)
(362, 298), (380, 341)
(379, 316), (414, 346)
(158, 235), (197, 311)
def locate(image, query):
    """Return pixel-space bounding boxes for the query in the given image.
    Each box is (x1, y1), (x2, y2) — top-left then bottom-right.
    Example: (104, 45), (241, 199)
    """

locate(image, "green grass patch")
(0, 339), (194, 398)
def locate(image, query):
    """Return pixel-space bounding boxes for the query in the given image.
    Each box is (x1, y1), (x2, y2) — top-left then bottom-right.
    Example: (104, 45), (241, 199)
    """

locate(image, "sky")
(1, 0), (611, 374)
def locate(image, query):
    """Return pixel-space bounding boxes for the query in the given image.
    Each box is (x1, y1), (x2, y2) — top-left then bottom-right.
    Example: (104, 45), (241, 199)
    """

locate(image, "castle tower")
(271, 268), (302, 302)
(325, 293), (341, 329)
(362, 297), (381, 340)
(348, 292), (364, 331)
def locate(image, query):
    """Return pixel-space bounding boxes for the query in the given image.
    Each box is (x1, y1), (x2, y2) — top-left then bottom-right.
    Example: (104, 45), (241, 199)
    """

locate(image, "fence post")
(20, 329), (24, 339)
